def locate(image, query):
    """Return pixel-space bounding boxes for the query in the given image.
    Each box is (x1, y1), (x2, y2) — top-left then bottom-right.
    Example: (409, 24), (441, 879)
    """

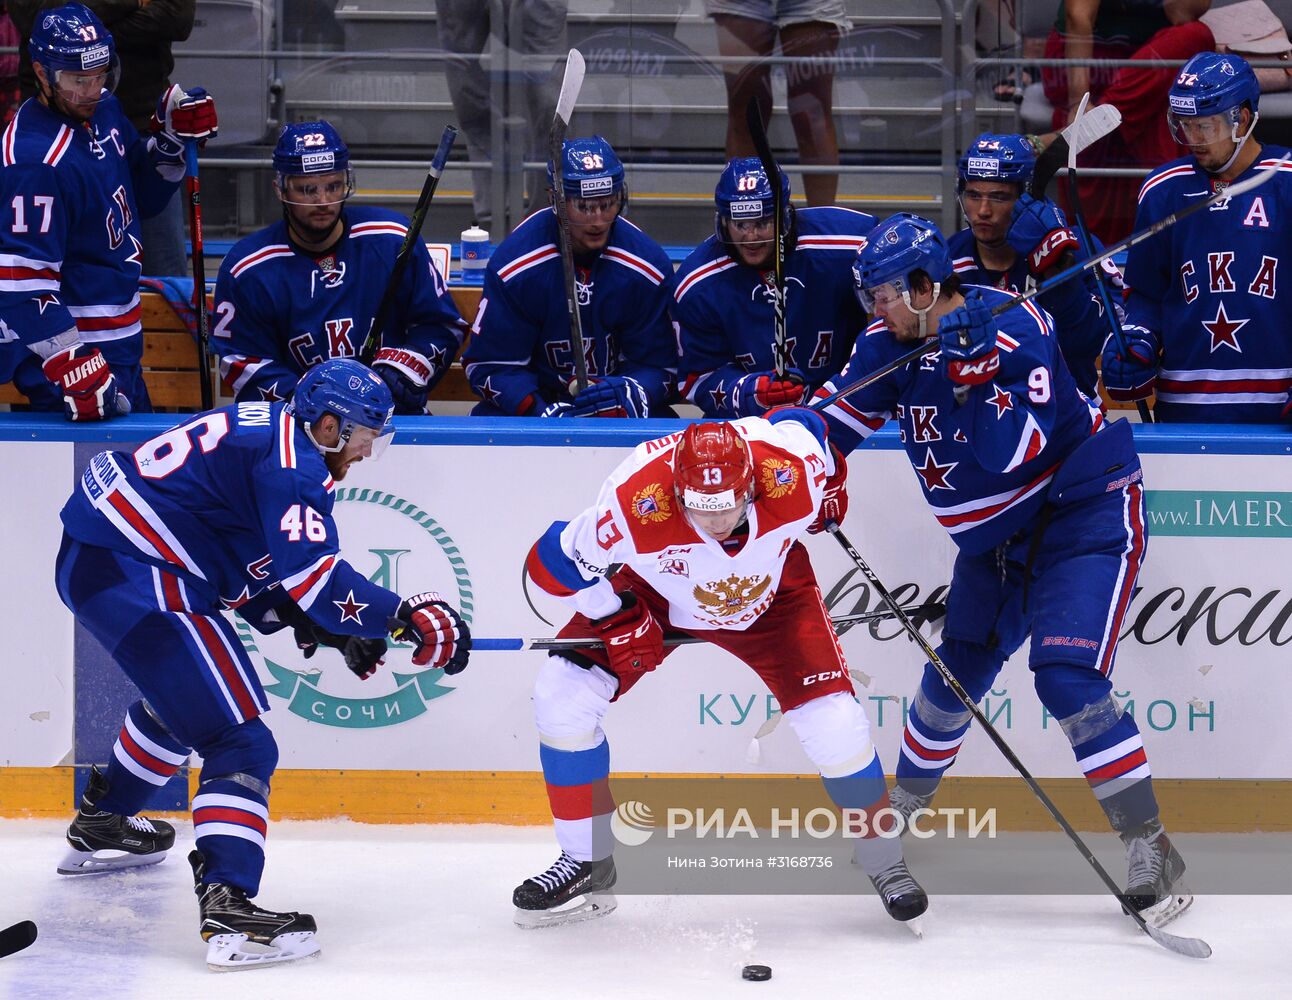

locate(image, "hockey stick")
(359, 124), (459, 365)
(471, 601), (946, 651)
(1030, 102), (1122, 198)
(184, 144), (213, 410)
(745, 96), (791, 379)
(1064, 95), (1153, 424)
(0, 920), (37, 958)
(550, 49), (590, 393)
(812, 153), (1289, 413)
(825, 523), (1210, 959)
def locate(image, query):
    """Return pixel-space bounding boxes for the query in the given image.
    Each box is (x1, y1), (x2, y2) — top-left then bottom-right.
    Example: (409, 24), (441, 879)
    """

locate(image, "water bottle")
(460, 225), (491, 273)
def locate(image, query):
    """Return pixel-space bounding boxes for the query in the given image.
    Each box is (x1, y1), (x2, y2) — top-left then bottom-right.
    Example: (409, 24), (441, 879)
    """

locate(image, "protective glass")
(567, 193), (621, 221)
(1167, 111), (1236, 147)
(51, 64), (119, 108)
(340, 417), (395, 463)
(856, 279), (907, 314)
(276, 169), (356, 207)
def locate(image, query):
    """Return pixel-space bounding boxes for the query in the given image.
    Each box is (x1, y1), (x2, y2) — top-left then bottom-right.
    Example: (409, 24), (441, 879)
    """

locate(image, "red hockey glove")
(593, 592), (664, 675)
(41, 346), (129, 421)
(391, 592), (471, 674)
(938, 291), (1000, 386)
(1006, 193), (1079, 276)
(732, 369), (807, 416)
(151, 84), (218, 143)
(808, 446), (849, 534)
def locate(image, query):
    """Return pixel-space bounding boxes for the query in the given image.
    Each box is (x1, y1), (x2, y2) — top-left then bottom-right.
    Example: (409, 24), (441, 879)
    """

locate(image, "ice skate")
(57, 766), (176, 876)
(889, 785), (936, 837)
(1121, 820), (1192, 929)
(869, 859), (928, 937)
(190, 850), (319, 971)
(513, 850), (617, 928)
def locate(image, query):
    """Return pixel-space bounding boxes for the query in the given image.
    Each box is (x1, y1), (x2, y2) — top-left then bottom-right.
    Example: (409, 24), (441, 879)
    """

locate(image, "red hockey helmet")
(673, 422), (754, 512)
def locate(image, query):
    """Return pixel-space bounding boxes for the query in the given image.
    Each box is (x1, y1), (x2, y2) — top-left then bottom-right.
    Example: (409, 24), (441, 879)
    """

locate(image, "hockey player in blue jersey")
(214, 121), (466, 413)
(1104, 52), (1292, 422)
(950, 132), (1115, 396)
(816, 214), (1191, 929)
(462, 136), (677, 417)
(0, 3), (215, 419)
(54, 359), (471, 970)
(674, 157), (873, 417)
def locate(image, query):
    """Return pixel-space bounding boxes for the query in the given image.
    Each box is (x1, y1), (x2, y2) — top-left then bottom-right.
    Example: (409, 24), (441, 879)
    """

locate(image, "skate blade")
(514, 892), (617, 929)
(204, 931), (320, 972)
(903, 915), (926, 939)
(56, 846), (168, 877)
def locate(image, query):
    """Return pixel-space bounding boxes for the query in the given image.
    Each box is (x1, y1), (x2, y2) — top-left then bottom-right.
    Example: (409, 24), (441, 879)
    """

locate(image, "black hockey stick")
(812, 153), (1288, 413)
(472, 601), (946, 651)
(550, 49), (590, 393)
(745, 95), (791, 379)
(359, 124), (459, 365)
(1030, 102), (1121, 198)
(0, 920), (37, 958)
(1064, 94), (1153, 424)
(825, 523), (1210, 959)
(184, 144), (213, 410)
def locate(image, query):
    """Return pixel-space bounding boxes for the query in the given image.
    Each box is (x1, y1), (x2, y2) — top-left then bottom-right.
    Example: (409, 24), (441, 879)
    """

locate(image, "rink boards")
(0, 416), (1289, 831)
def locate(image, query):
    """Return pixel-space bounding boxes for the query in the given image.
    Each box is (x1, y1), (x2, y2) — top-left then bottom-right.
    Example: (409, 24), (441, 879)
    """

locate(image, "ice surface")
(0, 819), (1280, 999)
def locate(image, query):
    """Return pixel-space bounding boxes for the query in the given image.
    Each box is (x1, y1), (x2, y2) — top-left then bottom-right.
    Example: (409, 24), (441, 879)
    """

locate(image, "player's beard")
(284, 202), (344, 249)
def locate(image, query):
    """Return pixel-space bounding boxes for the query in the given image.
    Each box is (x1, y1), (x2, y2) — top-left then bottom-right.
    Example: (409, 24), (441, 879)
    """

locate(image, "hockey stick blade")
(554, 49), (585, 128)
(0, 920), (37, 958)
(1144, 921), (1212, 959)
(745, 96), (790, 378)
(474, 602), (946, 651)
(1031, 102), (1122, 196)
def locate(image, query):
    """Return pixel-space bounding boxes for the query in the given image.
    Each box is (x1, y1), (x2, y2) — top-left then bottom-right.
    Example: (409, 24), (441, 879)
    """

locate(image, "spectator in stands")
(1041, 0), (1215, 243)
(673, 157), (870, 417)
(0, 3), (20, 126)
(463, 136), (677, 418)
(213, 121), (466, 414)
(0, 3), (211, 419)
(1103, 51), (1292, 422)
(438, 0), (568, 233)
(11, 0), (196, 276)
(708, 0), (850, 207)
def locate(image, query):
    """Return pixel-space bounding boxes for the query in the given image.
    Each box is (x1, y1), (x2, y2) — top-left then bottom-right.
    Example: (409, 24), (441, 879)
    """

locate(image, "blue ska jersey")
(946, 226), (1120, 397)
(0, 95), (179, 382)
(817, 285), (1108, 555)
(60, 401), (400, 637)
(462, 209), (677, 415)
(213, 207), (467, 401)
(674, 207), (874, 417)
(1124, 148), (1292, 422)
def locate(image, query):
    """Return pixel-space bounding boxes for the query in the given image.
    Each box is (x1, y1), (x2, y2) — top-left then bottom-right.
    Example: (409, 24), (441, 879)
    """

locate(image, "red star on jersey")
(914, 448), (957, 491)
(478, 377), (501, 404)
(259, 384), (285, 402)
(710, 383), (728, 411)
(35, 293), (59, 314)
(1202, 301), (1248, 354)
(334, 590), (369, 625)
(987, 384), (1013, 418)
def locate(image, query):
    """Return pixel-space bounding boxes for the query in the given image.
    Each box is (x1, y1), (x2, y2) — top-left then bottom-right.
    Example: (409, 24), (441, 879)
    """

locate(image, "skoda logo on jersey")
(244, 489), (474, 730)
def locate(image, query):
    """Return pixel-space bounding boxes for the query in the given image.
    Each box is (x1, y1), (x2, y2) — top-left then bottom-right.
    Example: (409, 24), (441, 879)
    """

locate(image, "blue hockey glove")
(1007, 193), (1079, 276)
(1101, 325), (1159, 402)
(539, 400), (576, 417)
(373, 346), (434, 414)
(568, 375), (649, 418)
(731, 368), (807, 417)
(938, 290), (1000, 386)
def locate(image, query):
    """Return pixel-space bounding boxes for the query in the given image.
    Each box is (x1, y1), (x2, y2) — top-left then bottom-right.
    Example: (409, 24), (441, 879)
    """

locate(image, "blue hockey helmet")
(714, 156), (791, 224)
(273, 121), (354, 205)
(29, 4), (119, 105)
(957, 133), (1035, 190)
(548, 136), (626, 200)
(290, 360), (394, 458)
(852, 213), (952, 312)
(1168, 51), (1260, 122)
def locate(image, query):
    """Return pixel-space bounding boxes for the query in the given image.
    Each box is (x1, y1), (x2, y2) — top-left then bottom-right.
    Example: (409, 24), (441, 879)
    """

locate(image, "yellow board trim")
(2, 767), (1288, 831)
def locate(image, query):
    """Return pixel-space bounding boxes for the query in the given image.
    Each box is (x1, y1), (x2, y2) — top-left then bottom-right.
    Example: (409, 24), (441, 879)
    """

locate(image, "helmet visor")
(856, 279), (906, 314)
(1167, 110), (1235, 148)
(276, 169), (356, 207)
(50, 62), (118, 108)
(340, 417), (394, 463)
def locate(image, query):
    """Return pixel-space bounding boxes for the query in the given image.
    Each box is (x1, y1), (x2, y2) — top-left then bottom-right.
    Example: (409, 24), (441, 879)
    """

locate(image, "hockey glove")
(272, 600), (387, 680)
(568, 375), (649, 418)
(592, 591), (664, 675)
(151, 84), (218, 143)
(147, 131), (186, 181)
(390, 592), (471, 674)
(539, 400), (576, 417)
(41, 346), (130, 421)
(731, 368), (807, 417)
(807, 446), (849, 535)
(1006, 193), (1079, 276)
(938, 290), (1000, 386)
(373, 346), (434, 414)
(1101, 325), (1159, 402)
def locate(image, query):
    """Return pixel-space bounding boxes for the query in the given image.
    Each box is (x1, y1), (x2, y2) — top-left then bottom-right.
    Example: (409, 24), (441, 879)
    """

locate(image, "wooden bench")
(0, 286), (484, 411)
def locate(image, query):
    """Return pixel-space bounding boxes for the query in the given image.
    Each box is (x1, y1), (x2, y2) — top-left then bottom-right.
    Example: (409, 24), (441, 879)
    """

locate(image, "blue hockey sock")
(193, 776), (270, 896)
(98, 701), (190, 815)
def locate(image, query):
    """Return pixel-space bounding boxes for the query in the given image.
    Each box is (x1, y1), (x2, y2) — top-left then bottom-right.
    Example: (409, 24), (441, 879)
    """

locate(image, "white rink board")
(2, 428), (1290, 779)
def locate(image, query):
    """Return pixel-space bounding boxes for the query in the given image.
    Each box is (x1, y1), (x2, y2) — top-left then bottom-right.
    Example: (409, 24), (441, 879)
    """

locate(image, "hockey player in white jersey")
(518, 411), (927, 931)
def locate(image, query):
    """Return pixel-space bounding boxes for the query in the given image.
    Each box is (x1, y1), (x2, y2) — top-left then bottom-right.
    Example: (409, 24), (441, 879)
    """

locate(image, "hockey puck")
(741, 964), (772, 982)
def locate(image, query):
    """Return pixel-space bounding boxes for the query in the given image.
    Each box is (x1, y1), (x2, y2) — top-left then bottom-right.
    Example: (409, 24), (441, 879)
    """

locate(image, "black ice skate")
(190, 850), (320, 971)
(1121, 820), (1192, 929)
(869, 859), (929, 937)
(56, 766), (176, 876)
(513, 850), (617, 928)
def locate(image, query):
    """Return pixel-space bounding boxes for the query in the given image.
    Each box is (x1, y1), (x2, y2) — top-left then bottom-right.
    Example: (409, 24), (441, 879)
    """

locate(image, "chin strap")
(904, 282), (941, 339)
(1214, 111), (1260, 178)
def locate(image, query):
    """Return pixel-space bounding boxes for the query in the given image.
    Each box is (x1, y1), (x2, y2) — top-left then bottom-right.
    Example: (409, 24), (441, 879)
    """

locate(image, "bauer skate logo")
(693, 573), (772, 616)
(245, 489), (473, 729)
(611, 800), (656, 846)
